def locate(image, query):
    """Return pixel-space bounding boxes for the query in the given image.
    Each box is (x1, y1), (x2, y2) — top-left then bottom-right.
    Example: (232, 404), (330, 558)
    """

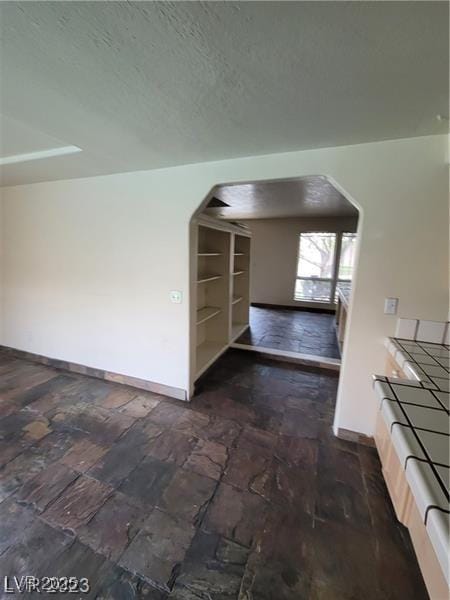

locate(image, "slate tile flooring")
(236, 306), (341, 359)
(0, 351), (428, 599)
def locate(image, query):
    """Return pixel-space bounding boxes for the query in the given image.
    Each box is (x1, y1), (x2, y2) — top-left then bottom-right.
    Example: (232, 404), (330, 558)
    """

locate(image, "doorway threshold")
(230, 342), (340, 372)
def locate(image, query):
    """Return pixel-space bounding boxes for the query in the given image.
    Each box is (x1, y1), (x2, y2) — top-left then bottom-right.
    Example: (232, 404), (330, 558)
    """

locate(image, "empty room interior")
(0, 2), (449, 599)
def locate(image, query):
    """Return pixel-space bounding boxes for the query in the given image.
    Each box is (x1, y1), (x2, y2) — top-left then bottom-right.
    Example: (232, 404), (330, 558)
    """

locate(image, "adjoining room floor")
(236, 306), (341, 359)
(0, 351), (427, 599)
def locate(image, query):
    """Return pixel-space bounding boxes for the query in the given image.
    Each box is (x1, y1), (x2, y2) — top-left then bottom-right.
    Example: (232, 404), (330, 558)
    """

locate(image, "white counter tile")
(416, 429), (450, 467)
(416, 320), (446, 344)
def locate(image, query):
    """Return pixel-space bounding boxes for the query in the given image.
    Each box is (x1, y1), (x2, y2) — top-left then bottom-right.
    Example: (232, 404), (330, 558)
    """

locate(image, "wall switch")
(170, 290), (182, 304)
(384, 297), (398, 315)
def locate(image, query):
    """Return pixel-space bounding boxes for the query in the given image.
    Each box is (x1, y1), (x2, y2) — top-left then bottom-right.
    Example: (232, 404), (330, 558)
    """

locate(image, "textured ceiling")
(205, 176), (358, 220)
(0, 1), (448, 186)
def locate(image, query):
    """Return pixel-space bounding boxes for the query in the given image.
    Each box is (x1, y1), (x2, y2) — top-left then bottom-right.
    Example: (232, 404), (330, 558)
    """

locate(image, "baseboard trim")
(0, 345), (187, 401)
(336, 427), (375, 447)
(251, 302), (335, 315)
(231, 342), (340, 372)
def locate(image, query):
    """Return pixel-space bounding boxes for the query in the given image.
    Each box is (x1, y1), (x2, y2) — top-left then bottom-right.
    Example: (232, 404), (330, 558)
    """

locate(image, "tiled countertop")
(373, 338), (449, 585)
(386, 337), (449, 392)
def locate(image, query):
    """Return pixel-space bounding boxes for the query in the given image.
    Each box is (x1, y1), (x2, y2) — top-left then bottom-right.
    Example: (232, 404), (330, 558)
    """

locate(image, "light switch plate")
(384, 297), (398, 315)
(170, 290), (182, 304)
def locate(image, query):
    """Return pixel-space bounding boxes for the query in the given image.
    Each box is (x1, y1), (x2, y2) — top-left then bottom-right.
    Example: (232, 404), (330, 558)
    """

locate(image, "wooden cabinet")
(375, 412), (449, 598)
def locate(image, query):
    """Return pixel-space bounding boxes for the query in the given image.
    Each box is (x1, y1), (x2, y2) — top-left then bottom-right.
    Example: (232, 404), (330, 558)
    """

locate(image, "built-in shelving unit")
(197, 274), (222, 284)
(196, 306), (221, 325)
(230, 233), (250, 344)
(191, 216), (251, 387)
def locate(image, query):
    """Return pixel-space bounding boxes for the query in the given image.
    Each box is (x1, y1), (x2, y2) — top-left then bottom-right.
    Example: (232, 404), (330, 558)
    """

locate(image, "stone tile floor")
(236, 307), (341, 359)
(0, 350), (428, 599)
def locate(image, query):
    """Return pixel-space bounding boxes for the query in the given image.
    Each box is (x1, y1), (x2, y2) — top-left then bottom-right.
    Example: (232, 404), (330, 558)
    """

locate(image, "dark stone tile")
(172, 529), (249, 599)
(88, 423), (162, 487)
(95, 565), (168, 599)
(0, 519), (73, 581)
(98, 387), (138, 409)
(119, 394), (161, 418)
(223, 441), (273, 497)
(175, 411), (241, 447)
(271, 460), (316, 517)
(16, 462), (79, 512)
(0, 351), (427, 600)
(0, 439), (29, 468)
(119, 456), (176, 506)
(48, 402), (111, 437)
(90, 411), (137, 445)
(0, 439), (72, 502)
(281, 406), (321, 439)
(42, 475), (113, 532)
(146, 402), (188, 428)
(203, 482), (266, 547)
(148, 429), (197, 466)
(315, 444), (372, 531)
(59, 437), (108, 472)
(120, 508), (195, 592)
(308, 519), (382, 600)
(239, 511), (314, 600)
(34, 539), (111, 598)
(78, 491), (147, 561)
(0, 411), (39, 444)
(315, 480), (371, 532)
(0, 498), (35, 554)
(193, 390), (257, 427)
(183, 439), (228, 481)
(157, 468), (216, 525)
(238, 426), (277, 452)
(10, 374), (76, 409)
(275, 435), (318, 469)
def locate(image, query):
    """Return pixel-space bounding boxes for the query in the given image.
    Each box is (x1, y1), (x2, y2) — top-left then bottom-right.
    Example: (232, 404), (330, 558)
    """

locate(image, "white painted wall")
(242, 217), (358, 310)
(1, 134), (448, 435)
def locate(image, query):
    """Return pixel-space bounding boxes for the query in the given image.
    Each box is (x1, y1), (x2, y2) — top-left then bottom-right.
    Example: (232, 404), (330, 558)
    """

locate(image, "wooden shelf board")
(231, 322), (249, 342)
(232, 270), (246, 276)
(196, 340), (227, 379)
(196, 306), (221, 325)
(198, 252), (222, 257)
(197, 274), (222, 284)
(232, 296), (243, 305)
(234, 253), (245, 256)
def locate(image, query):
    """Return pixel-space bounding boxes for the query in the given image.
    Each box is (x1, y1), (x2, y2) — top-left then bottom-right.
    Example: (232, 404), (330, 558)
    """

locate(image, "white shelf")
(196, 306), (221, 325)
(231, 322), (249, 342)
(197, 274), (222, 284)
(193, 221), (251, 388)
(196, 340), (227, 378)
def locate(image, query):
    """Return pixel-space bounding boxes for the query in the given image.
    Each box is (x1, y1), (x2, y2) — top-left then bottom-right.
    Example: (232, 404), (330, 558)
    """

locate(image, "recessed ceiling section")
(204, 176), (358, 220)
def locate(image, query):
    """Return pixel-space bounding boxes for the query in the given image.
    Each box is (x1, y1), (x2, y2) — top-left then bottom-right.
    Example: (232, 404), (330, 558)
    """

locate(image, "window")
(335, 232), (357, 301)
(295, 232), (336, 302)
(295, 231), (357, 304)
(338, 233), (357, 281)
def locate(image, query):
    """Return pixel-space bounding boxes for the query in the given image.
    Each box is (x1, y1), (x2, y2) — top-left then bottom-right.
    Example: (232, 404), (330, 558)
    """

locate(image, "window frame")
(294, 231), (356, 305)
